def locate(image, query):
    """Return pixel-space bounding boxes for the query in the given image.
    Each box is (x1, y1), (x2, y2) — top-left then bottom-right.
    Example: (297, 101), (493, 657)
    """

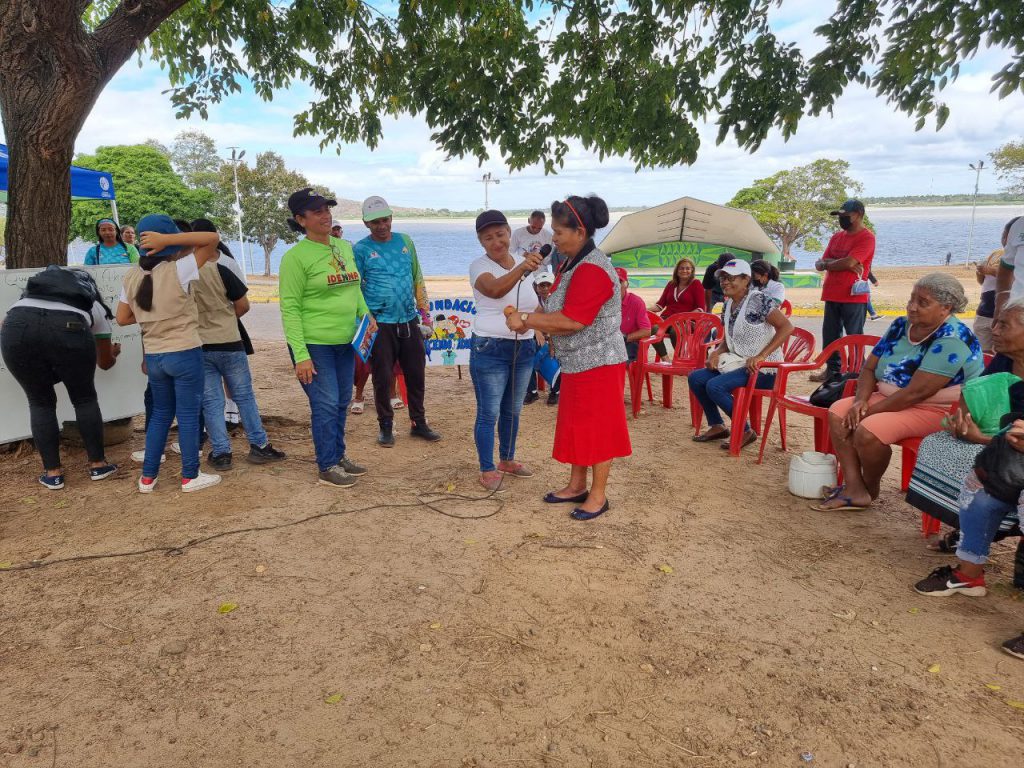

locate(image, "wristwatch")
(520, 313), (529, 325)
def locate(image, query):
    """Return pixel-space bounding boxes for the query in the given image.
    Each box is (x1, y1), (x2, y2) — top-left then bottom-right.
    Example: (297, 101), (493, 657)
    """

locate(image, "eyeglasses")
(718, 273), (743, 282)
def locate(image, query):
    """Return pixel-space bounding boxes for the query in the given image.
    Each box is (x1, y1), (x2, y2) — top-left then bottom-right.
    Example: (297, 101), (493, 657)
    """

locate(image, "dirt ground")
(2, 269), (1024, 767)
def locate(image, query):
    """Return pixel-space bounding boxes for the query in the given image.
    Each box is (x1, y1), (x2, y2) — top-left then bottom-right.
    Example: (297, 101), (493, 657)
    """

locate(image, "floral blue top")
(871, 315), (983, 389)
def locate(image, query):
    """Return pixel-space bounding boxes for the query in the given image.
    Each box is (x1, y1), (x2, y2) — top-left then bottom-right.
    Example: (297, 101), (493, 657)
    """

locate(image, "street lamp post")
(966, 160), (985, 266)
(227, 146), (251, 275)
(478, 172), (500, 209)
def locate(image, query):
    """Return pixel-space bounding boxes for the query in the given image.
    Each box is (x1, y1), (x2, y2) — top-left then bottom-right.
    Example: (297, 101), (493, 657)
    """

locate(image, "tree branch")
(91, 0), (189, 82)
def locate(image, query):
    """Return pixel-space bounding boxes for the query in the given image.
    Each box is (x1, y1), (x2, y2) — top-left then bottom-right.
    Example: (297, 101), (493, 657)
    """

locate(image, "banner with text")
(425, 297), (475, 366)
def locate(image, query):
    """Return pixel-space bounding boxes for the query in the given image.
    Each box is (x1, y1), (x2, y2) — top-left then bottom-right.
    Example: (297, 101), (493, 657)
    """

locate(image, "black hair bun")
(586, 195), (610, 230)
(287, 218), (305, 234)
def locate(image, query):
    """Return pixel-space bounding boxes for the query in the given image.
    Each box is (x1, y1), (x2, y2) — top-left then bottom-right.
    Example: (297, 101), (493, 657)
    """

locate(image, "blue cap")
(829, 199), (865, 216)
(136, 214), (181, 258)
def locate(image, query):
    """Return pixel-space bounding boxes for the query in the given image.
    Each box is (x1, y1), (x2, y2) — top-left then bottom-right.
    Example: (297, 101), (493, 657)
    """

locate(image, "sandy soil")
(1, 327), (1023, 767)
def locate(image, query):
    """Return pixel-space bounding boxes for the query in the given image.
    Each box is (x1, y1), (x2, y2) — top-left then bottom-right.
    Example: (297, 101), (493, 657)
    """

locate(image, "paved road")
(244, 302), (864, 347)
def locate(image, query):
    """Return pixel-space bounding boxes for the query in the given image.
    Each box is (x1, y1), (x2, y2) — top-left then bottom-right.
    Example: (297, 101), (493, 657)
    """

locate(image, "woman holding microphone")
(469, 210), (543, 490)
(505, 195), (629, 520)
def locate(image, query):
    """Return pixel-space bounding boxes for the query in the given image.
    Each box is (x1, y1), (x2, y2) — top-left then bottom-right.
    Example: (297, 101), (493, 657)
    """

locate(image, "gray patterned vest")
(547, 245), (628, 374)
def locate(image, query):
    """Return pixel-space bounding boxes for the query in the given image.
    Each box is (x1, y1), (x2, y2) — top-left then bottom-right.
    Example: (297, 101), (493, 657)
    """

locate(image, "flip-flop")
(543, 491), (588, 504)
(821, 484), (845, 501)
(349, 400), (365, 414)
(692, 429), (730, 443)
(808, 496), (869, 512)
(390, 397), (406, 410)
(571, 500), (610, 521)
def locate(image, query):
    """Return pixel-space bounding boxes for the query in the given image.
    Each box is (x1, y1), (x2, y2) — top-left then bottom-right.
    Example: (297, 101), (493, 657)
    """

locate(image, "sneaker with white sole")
(914, 564), (987, 597)
(39, 474), (65, 490)
(131, 450), (166, 464)
(89, 463), (117, 481)
(318, 465), (357, 488)
(181, 472), (221, 493)
(138, 476), (158, 493)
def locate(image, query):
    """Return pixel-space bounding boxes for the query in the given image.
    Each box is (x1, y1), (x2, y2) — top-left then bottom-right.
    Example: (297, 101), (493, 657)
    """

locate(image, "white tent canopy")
(599, 196), (778, 257)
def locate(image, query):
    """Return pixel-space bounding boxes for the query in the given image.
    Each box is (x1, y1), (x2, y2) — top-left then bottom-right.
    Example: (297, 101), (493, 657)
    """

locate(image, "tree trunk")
(262, 234), (279, 276)
(0, 1), (188, 269)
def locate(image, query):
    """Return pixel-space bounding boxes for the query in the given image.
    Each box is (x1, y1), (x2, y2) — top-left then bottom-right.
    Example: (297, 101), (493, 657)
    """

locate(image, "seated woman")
(814, 273), (983, 512)
(750, 259), (785, 306)
(648, 257), (704, 358)
(689, 259), (793, 450)
(906, 297), (1024, 537)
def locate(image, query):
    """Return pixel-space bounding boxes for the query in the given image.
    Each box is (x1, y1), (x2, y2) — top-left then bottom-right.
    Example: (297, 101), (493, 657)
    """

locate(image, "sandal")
(692, 428), (730, 443)
(721, 430), (757, 450)
(821, 484), (845, 501)
(499, 461), (534, 478)
(808, 495), (870, 512)
(927, 529), (961, 553)
(349, 400), (365, 415)
(390, 397), (406, 410)
(479, 471), (504, 491)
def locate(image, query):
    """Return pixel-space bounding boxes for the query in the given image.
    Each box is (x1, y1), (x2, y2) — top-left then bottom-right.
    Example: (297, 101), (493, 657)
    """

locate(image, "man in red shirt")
(811, 199), (875, 382)
(616, 267), (652, 362)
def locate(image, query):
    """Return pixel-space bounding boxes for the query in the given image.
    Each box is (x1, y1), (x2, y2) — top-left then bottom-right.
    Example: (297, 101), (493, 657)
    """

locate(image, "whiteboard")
(0, 265), (146, 444)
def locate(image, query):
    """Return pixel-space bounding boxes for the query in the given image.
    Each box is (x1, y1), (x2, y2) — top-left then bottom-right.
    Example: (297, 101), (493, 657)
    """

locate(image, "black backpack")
(22, 265), (103, 315)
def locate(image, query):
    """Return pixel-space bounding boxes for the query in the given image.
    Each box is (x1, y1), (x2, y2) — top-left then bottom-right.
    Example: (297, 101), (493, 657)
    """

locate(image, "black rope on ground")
(0, 485), (506, 573)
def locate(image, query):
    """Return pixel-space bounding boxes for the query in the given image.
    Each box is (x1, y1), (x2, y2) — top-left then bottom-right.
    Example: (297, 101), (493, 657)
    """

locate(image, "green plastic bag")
(963, 373), (1022, 435)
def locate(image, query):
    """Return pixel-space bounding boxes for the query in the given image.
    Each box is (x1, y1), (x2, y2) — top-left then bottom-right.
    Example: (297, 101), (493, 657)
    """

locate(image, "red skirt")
(553, 363), (632, 465)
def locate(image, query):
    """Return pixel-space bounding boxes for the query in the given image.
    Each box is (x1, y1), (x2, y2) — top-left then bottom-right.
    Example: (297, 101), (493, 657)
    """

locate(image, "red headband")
(563, 199), (585, 231)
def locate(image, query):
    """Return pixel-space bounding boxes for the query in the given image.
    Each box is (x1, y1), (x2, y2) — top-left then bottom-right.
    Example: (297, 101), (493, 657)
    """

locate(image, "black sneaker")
(913, 564), (987, 597)
(338, 456), (367, 476)
(524, 391), (540, 405)
(547, 392), (559, 406)
(378, 421), (395, 447)
(410, 421), (442, 442)
(247, 442), (286, 464)
(1002, 633), (1024, 661)
(207, 452), (233, 471)
(318, 465), (357, 488)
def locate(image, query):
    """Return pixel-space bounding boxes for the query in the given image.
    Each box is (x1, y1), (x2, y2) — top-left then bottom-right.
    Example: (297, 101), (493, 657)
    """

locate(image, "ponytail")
(136, 255), (163, 311)
(751, 259), (779, 282)
(550, 194), (610, 238)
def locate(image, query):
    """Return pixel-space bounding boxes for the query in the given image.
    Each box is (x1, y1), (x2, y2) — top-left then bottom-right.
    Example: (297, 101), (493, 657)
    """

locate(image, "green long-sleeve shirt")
(279, 236), (369, 364)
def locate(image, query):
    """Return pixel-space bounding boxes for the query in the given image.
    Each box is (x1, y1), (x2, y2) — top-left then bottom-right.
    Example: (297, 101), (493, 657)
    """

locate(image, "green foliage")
(727, 159), (864, 256)
(170, 129), (222, 193)
(991, 139), (1024, 196)
(217, 151), (329, 275)
(69, 144), (213, 242)
(134, 1), (1024, 172)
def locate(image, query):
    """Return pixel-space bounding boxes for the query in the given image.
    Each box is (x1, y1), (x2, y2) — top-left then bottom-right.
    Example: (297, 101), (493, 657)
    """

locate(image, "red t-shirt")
(620, 291), (651, 335)
(820, 228), (875, 304)
(558, 264), (614, 326)
(656, 279), (706, 317)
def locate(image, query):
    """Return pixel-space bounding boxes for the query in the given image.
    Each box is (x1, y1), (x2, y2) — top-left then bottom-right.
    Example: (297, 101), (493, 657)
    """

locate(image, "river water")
(68, 204), (1022, 276)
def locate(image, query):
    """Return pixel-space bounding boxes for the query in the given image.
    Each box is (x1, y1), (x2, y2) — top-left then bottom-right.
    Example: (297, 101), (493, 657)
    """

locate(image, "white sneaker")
(181, 471), (222, 493)
(138, 476), (158, 493)
(131, 450), (166, 463)
(170, 442), (181, 455)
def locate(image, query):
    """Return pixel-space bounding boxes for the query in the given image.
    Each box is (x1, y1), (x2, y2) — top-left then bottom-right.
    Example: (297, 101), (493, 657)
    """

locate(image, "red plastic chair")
(756, 334), (881, 463)
(780, 299), (793, 317)
(632, 312), (724, 418)
(626, 311), (665, 409)
(691, 328), (816, 456)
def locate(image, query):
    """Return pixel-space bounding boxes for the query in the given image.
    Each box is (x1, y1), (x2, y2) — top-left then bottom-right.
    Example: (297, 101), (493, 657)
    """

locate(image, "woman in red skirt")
(504, 194), (630, 520)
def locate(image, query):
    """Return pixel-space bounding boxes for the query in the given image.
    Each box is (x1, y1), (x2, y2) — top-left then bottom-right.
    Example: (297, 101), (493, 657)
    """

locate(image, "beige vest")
(193, 262), (241, 346)
(122, 261), (201, 353)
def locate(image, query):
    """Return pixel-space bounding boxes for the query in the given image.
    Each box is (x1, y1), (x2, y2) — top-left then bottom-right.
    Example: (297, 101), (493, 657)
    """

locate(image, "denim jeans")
(822, 301), (867, 375)
(144, 347), (205, 479)
(144, 384), (206, 446)
(470, 335), (537, 472)
(202, 350), (268, 455)
(688, 366), (775, 429)
(293, 343), (355, 472)
(956, 484), (1020, 565)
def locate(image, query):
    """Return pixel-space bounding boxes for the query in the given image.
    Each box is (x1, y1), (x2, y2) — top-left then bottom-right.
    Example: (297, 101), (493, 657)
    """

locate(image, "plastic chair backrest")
(783, 327), (815, 364)
(814, 334), (881, 374)
(663, 311), (724, 367)
(780, 300), (793, 317)
(646, 310), (663, 328)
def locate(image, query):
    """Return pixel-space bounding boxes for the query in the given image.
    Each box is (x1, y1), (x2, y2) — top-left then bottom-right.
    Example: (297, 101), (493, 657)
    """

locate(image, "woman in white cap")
(689, 258), (793, 450)
(469, 209), (544, 490)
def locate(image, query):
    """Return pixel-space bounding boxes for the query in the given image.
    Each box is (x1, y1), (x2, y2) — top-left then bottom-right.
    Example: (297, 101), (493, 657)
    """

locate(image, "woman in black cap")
(469, 210), (544, 490)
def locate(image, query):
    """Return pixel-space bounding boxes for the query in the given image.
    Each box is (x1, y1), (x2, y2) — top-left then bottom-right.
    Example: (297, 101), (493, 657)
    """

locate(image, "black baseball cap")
(475, 209), (509, 232)
(288, 187), (337, 216)
(830, 199), (865, 216)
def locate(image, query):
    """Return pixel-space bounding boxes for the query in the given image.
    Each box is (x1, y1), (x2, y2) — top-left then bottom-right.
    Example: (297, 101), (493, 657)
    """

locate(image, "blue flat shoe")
(543, 491), (588, 504)
(570, 500), (609, 520)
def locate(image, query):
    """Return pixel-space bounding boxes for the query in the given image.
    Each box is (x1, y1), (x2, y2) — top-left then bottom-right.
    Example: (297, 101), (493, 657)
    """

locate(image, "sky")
(4, 3), (1022, 213)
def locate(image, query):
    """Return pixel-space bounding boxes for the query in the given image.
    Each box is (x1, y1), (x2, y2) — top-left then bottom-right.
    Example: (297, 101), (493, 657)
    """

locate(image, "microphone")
(521, 244), (552, 280)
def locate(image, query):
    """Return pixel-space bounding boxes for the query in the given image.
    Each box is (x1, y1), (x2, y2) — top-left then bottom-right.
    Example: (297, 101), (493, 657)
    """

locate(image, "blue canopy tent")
(0, 143), (118, 219)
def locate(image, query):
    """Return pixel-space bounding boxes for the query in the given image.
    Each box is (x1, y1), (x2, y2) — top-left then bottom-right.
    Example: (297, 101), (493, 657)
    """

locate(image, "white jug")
(788, 451), (838, 499)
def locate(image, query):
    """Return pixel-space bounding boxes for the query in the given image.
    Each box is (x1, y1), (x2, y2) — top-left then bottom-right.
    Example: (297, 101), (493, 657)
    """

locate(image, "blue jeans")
(470, 335), (537, 472)
(688, 366), (775, 429)
(956, 484), (1020, 565)
(202, 350), (269, 455)
(294, 344), (355, 473)
(144, 348), (205, 479)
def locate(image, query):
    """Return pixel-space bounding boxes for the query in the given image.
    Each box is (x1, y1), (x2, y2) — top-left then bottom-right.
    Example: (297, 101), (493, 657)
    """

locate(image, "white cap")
(332, 220), (343, 229)
(361, 195), (393, 221)
(533, 268), (555, 286)
(715, 259), (752, 278)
